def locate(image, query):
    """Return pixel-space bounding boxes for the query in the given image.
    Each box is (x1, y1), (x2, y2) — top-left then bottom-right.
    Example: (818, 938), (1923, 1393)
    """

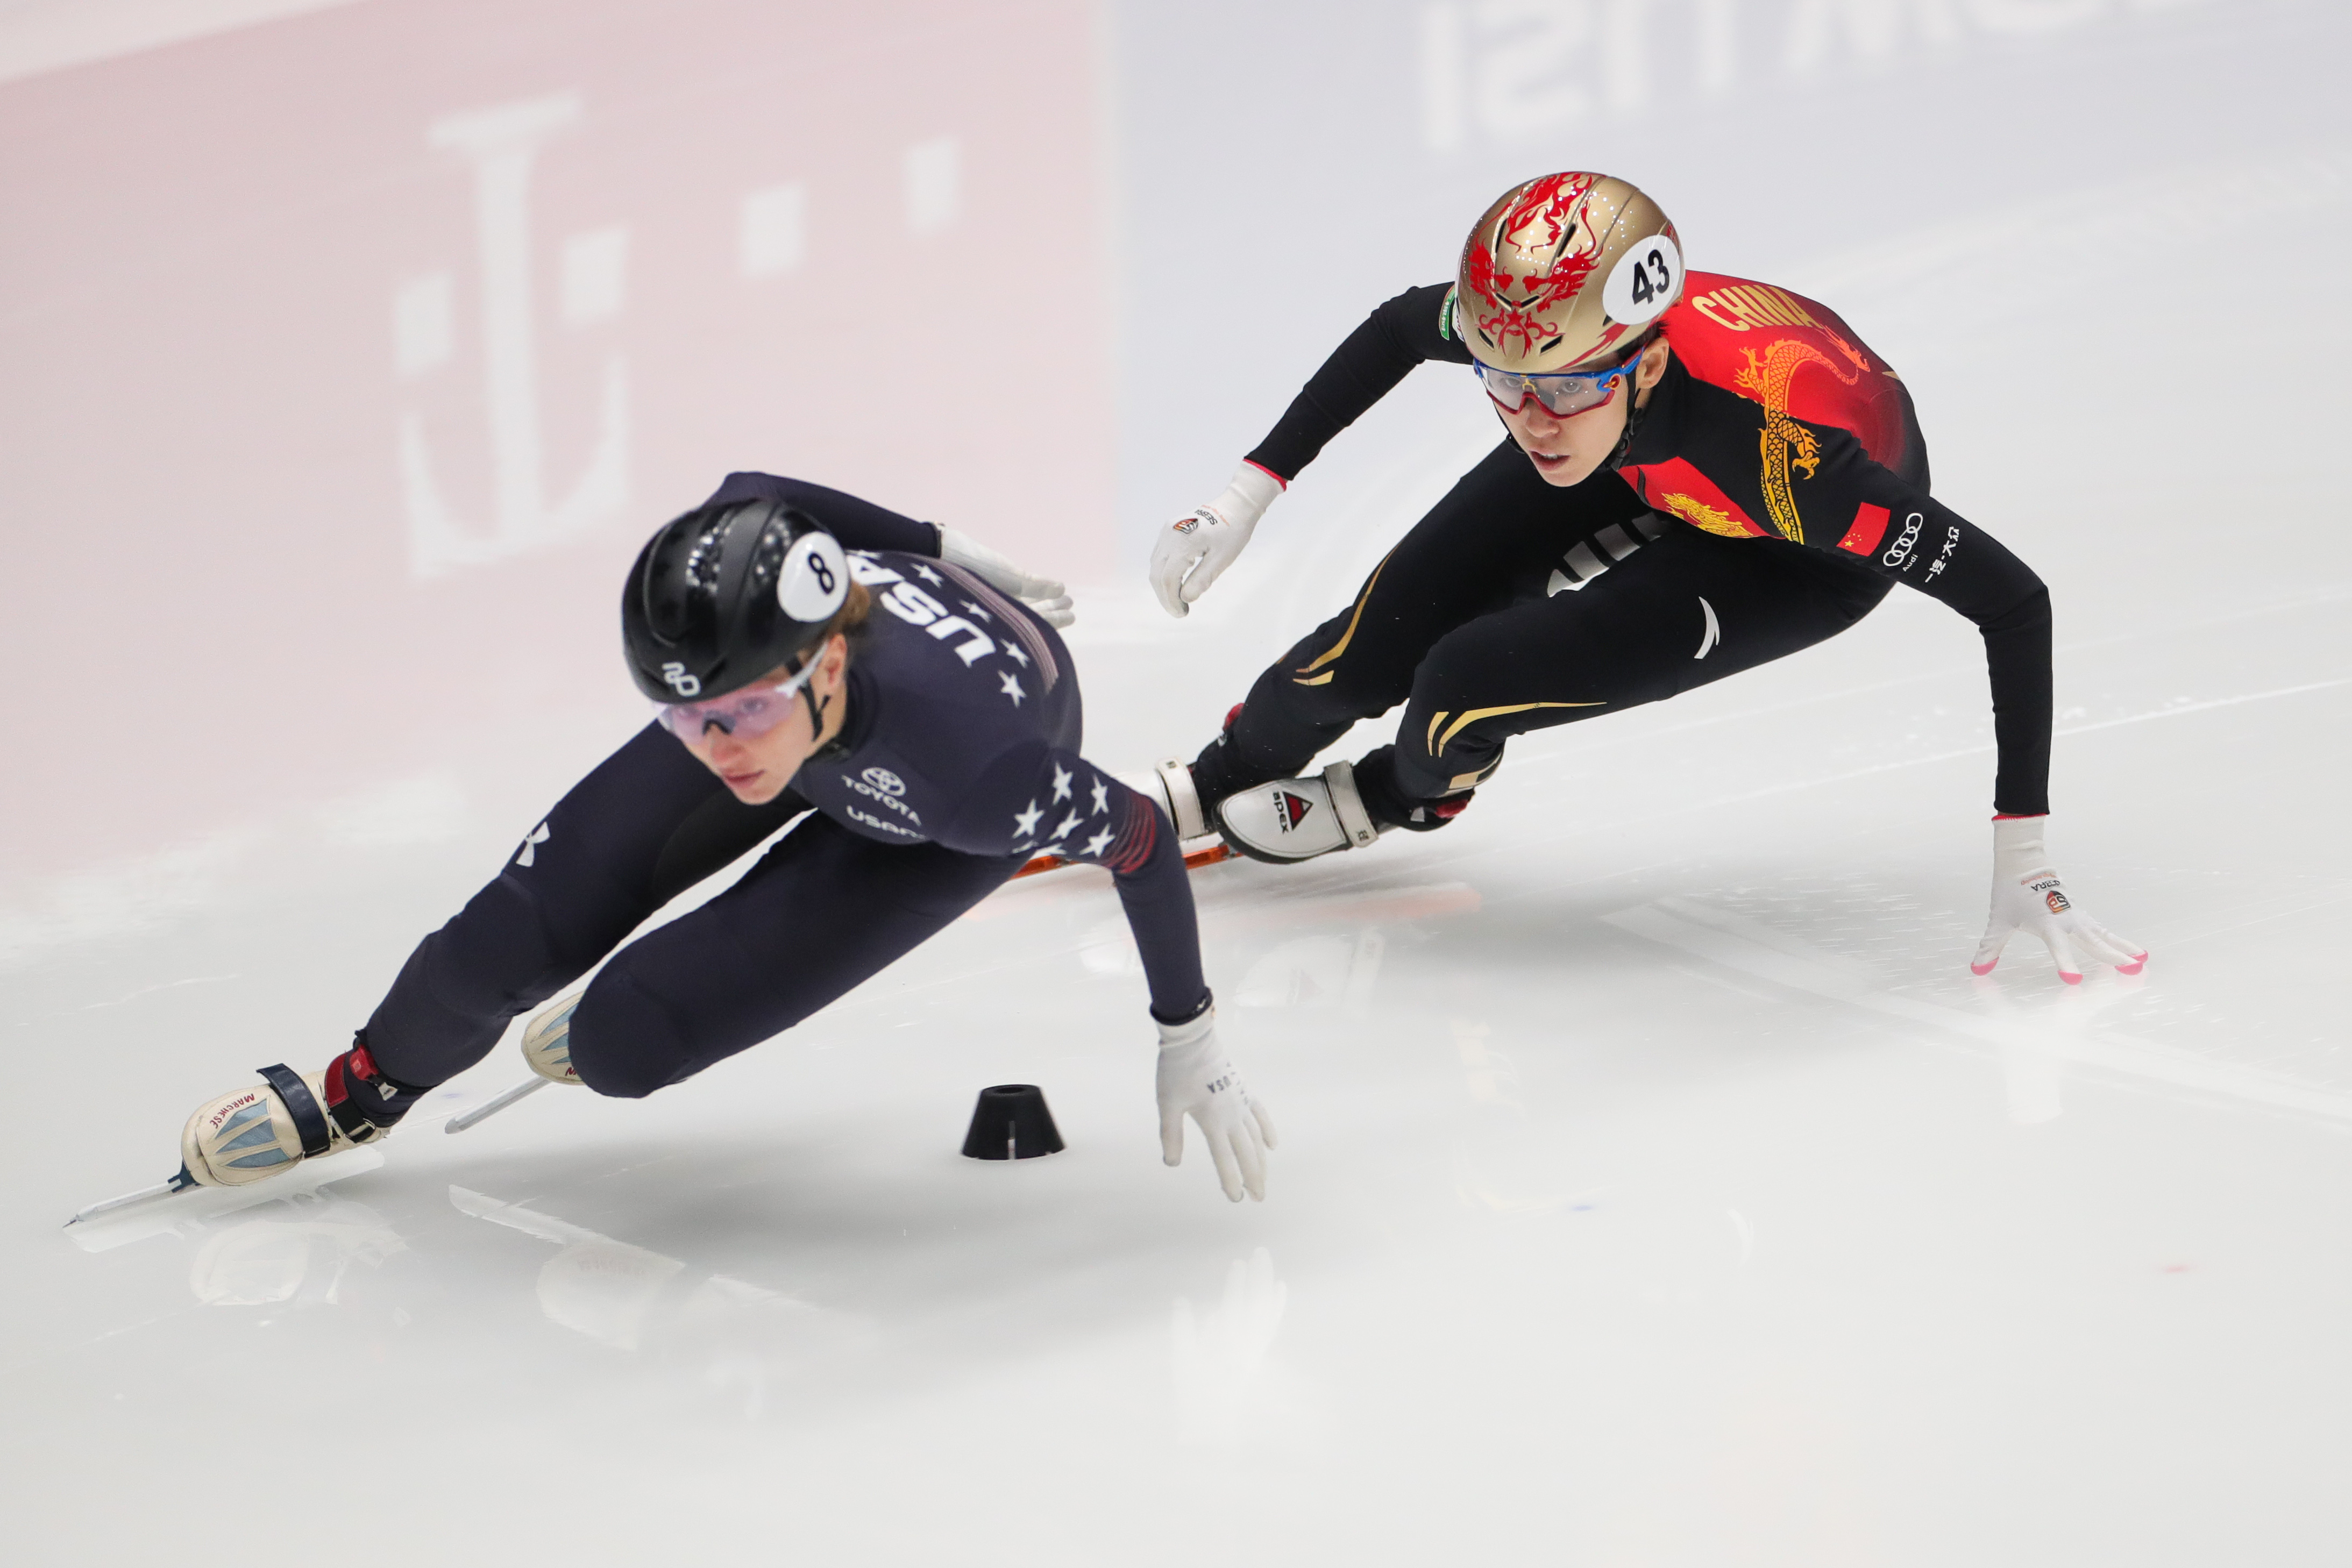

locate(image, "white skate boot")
(181, 1066), (365, 1188)
(1214, 760), (1384, 864)
(1117, 758), (1217, 844)
(180, 1040), (432, 1188)
(522, 992), (592, 1086)
(438, 993), (591, 1138)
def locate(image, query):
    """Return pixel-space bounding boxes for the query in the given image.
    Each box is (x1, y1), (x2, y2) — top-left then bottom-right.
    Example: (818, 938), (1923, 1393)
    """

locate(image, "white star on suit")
(1050, 762), (1073, 802)
(960, 599), (993, 622)
(1001, 643), (1029, 667)
(912, 562), (943, 585)
(1081, 826), (1115, 857)
(1049, 810), (1080, 840)
(1089, 778), (1110, 816)
(1013, 799), (1043, 836)
(999, 671), (1025, 705)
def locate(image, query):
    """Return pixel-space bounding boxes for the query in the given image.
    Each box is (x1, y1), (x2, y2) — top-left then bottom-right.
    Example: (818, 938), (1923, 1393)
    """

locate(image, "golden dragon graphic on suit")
(1731, 333), (1866, 545)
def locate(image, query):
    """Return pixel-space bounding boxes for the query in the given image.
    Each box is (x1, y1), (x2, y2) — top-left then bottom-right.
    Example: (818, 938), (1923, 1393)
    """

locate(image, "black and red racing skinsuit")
(1197, 273), (2052, 824)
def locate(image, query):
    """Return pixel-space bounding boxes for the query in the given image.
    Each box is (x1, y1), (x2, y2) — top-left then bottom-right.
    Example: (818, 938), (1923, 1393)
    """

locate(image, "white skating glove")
(1155, 1006), (1277, 1202)
(939, 528), (1075, 628)
(1149, 461), (1283, 617)
(1971, 815), (2147, 985)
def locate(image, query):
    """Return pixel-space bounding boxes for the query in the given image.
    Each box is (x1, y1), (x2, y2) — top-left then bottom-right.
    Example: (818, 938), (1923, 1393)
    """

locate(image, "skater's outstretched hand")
(1149, 462), (1283, 617)
(1155, 1006), (1277, 1202)
(1971, 815), (2146, 985)
(940, 528), (1075, 628)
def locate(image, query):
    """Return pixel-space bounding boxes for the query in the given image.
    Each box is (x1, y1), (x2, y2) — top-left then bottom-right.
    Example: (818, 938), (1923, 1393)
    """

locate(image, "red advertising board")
(0, 0), (1112, 885)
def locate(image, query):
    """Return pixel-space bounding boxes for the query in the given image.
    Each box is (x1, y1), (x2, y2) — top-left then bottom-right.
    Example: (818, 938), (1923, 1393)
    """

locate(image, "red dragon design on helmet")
(1463, 172), (1603, 358)
(1456, 172), (1679, 373)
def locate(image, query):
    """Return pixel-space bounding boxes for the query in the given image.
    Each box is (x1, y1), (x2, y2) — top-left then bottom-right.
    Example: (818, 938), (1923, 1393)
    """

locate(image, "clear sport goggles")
(1472, 350), (1642, 418)
(652, 659), (818, 743)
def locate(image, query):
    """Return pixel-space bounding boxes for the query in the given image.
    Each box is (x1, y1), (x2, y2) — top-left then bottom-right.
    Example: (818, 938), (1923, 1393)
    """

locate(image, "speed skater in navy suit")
(169, 475), (1276, 1207)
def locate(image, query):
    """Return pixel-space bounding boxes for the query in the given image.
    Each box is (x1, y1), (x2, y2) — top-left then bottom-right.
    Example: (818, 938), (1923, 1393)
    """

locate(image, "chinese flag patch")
(1837, 503), (1891, 555)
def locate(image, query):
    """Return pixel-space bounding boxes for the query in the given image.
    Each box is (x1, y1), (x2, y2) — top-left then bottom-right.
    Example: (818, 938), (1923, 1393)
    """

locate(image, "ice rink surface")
(6, 3), (2351, 1564)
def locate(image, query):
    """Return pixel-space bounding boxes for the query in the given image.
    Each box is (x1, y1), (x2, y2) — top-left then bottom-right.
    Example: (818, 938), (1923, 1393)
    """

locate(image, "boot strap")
(254, 1063), (331, 1157)
(1322, 761), (1382, 849)
(1155, 757), (1210, 840)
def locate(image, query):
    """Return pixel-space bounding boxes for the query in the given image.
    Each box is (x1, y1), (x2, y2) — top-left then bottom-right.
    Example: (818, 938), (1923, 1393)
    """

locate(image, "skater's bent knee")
(564, 971), (690, 1099)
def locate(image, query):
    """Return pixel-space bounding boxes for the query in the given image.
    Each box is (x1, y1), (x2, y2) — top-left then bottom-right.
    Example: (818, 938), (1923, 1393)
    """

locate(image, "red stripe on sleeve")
(1102, 799), (1158, 876)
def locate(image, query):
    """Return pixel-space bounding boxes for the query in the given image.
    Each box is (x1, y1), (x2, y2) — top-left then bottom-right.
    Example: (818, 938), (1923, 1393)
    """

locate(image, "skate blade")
(443, 1076), (548, 1134)
(66, 1174), (193, 1226)
(64, 1148), (387, 1254)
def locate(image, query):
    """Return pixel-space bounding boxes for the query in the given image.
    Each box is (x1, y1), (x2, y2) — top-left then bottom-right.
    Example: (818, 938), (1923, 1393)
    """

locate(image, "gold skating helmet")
(1454, 172), (1684, 374)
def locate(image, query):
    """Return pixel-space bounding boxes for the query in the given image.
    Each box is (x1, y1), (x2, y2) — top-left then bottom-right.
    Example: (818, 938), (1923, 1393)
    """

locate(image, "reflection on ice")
(1234, 930), (1384, 1010)
(1726, 1207), (1756, 1266)
(1448, 1018), (1595, 1215)
(1170, 1248), (1288, 1448)
(535, 1236), (688, 1351)
(1997, 1024), (2067, 1126)
(1972, 966), (2149, 1126)
(1081, 878), (1470, 1007)
(1452, 1117), (1596, 1216)
(1449, 1019), (1515, 1106)
(65, 1148), (387, 1255)
(189, 1198), (406, 1308)
(449, 1186), (873, 1417)
(1603, 897), (2352, 1127)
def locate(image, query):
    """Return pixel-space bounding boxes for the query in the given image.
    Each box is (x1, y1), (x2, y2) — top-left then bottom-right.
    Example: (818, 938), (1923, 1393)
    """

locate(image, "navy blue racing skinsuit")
(361, 473), (1206, 1099)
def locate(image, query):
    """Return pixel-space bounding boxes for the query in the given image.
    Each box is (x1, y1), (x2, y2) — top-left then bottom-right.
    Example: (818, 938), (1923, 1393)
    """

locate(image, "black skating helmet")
(621, 498), (851, 703)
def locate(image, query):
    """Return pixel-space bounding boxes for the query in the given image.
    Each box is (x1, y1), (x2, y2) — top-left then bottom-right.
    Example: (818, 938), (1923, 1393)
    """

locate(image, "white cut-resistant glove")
(1155, 1005), (1277, 1202)
(1149, 461), (1284, 618)
(1971, 815), (2147, 985)
(939, 528), (1075, 628)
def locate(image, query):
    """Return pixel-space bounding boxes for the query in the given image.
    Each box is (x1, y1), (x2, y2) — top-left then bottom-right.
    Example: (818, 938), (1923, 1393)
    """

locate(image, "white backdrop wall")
(1110, 0), (2341, 572)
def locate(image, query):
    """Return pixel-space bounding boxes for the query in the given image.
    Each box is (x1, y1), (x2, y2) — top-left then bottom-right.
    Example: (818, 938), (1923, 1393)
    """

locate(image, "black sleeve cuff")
(1149, 990), (1214, 1028)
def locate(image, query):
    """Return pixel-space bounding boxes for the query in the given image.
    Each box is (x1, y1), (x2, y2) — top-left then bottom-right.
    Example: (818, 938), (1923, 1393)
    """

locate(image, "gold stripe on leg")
(1294, 550), (1396, 679)
(1433, 700), (1604, 756)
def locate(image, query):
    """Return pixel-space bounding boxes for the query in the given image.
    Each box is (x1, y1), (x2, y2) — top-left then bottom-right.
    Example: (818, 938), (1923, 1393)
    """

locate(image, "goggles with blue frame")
(1472, 345), (1646, 418)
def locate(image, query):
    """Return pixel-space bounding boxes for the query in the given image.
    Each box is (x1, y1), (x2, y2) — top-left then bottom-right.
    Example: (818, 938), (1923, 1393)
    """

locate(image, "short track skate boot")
(322, 1036), (431, 1143)
(1351, 744), (1479, 834)
(522, 993), (592, 1087)
(180, 1039), (431, 1188)
(182, 1067), (345, 1188)
(1118, 758), (1214, 842)
(1216, 760), (1384, 864)
(1399, 795), (1474, 830)
(1121, 704), (1250, 844)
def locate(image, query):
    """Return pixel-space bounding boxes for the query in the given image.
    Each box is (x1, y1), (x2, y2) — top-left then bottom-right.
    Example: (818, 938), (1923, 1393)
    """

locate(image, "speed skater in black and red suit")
(1140, 170), (2142, 984)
